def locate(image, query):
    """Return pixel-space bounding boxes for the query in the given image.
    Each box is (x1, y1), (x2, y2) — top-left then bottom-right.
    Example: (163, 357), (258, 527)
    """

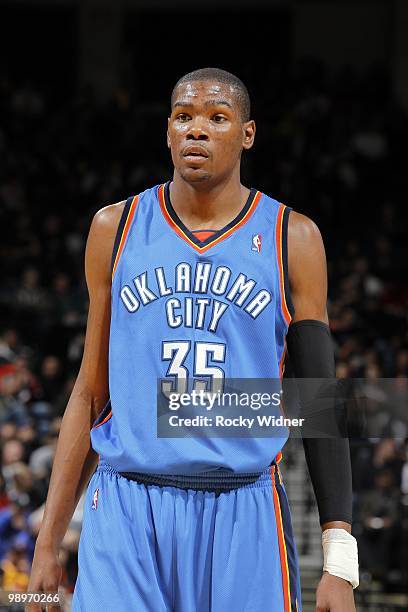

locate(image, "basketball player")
(27, 68), (358, 611)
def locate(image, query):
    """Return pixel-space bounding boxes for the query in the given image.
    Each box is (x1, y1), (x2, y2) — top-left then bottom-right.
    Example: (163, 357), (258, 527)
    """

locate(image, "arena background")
(0, 0), (407, 610)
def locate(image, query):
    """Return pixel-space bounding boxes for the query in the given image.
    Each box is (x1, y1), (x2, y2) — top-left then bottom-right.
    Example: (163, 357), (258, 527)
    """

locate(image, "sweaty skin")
(28, 80), (355, 612)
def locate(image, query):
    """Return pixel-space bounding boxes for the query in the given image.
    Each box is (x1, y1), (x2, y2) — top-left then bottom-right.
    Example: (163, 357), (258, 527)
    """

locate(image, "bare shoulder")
(288, 210), (323, 248)
(287, 210), (328, 322)
(91, 200), (126, 239)
(85, 200), (126, 286)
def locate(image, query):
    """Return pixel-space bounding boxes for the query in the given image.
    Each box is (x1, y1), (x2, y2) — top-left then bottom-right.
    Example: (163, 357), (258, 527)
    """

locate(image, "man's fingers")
(26, 549), (62, 612)
(25, 602), (42, 612)
(25, 582), (61, 612)
(46, 604), (62, 612)
(25, 594), (61, 612)
(25, 578), (42, 612)
(44, 587), (63, 612)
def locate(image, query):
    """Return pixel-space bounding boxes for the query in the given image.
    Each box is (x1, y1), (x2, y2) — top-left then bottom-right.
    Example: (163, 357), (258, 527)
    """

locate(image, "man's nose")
(186, 118), (209, 140)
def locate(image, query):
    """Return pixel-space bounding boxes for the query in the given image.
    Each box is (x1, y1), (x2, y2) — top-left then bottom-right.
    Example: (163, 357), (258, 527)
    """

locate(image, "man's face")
(167, 80), (255, 185)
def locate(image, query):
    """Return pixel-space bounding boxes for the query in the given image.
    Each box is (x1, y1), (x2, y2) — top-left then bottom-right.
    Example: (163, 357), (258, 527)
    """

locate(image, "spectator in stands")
(358, 468), (400, 580)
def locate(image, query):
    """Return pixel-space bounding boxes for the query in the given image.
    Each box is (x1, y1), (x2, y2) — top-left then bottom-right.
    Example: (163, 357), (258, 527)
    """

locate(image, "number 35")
(161, 341), (226, 396)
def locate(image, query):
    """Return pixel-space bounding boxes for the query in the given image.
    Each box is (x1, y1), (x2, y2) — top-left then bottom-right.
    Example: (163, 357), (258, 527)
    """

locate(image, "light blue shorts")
(72, 459), (301, 611)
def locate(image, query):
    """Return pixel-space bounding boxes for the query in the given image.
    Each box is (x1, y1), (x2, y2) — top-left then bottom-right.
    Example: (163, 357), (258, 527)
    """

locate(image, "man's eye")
(176, 114), (190, 121)
(213, 114), (227, 122)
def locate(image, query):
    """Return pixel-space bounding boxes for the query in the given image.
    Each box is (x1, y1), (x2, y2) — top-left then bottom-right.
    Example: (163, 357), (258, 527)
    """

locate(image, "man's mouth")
(182, 146), (209, 159)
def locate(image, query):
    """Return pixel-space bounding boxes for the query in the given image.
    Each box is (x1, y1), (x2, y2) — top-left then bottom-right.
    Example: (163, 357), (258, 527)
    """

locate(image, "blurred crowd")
(0, 59), (407, 599)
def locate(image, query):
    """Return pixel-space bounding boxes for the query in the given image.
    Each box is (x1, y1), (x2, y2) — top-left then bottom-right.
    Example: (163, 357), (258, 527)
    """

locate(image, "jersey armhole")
(91, 399), (112, 429)
(111, 196), (137, 277)
(280, 205), (295, 322)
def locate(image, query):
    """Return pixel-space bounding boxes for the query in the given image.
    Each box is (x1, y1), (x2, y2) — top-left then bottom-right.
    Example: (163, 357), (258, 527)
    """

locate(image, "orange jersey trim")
(192, 229), (217, 242)
(270, 464), (291, 612)
(276, 204), (292, 326)
(112, 195), (138, 279)
(92, 410), (112, 429)
(158, 184), (262, 253)
(279, 343), (287, 379)
(278, 344), (289, 419)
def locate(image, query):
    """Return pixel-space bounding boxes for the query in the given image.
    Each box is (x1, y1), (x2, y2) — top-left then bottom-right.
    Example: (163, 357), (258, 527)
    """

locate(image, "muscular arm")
(287, 211), (351, 534)
(28, 201), (124, 601)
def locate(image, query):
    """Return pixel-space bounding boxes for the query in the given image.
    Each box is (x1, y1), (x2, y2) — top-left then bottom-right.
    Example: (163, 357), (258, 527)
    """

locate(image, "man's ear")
(167, 118), (171, 148)
(243, 120), (256, 151)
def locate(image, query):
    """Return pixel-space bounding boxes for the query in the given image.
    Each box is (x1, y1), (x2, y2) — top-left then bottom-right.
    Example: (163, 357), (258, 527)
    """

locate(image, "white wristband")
(322, 528), (359, 589)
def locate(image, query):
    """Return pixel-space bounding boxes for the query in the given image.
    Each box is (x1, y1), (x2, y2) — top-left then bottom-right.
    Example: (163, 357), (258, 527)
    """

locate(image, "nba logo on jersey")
(91, 488), (99, 510)
(252, 233), (262, 252)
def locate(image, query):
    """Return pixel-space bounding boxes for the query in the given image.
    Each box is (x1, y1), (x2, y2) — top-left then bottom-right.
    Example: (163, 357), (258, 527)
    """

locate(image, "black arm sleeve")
(286, 319), (353, 526)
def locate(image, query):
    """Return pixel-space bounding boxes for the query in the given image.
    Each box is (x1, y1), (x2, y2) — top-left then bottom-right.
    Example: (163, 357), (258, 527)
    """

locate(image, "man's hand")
(316, 572), (355, 612)
(26, 543), (62, 612)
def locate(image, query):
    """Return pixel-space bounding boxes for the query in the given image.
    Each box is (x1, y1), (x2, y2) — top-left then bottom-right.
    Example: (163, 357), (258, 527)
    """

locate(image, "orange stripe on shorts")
(270, 464), (291, 612)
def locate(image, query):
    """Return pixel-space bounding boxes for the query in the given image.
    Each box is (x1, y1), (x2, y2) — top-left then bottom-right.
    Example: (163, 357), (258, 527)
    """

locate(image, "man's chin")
(180, 168), (212, 183)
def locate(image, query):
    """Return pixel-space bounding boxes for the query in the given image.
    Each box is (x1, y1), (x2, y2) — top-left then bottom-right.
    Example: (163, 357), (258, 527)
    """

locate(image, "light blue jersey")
(91, 182), (293, 473)
(75, 183), (302, 611)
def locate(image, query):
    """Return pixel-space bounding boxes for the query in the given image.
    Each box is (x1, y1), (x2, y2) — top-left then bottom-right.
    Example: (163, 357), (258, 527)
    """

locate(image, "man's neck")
(170, 174), (250, 231)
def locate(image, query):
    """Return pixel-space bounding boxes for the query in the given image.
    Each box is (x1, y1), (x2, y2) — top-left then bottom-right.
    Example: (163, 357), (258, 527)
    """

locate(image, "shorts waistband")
(97, 459), (282, 493)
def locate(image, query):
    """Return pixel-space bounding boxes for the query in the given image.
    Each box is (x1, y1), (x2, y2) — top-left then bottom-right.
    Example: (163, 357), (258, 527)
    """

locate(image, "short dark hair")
(171, 67), (251, 122)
